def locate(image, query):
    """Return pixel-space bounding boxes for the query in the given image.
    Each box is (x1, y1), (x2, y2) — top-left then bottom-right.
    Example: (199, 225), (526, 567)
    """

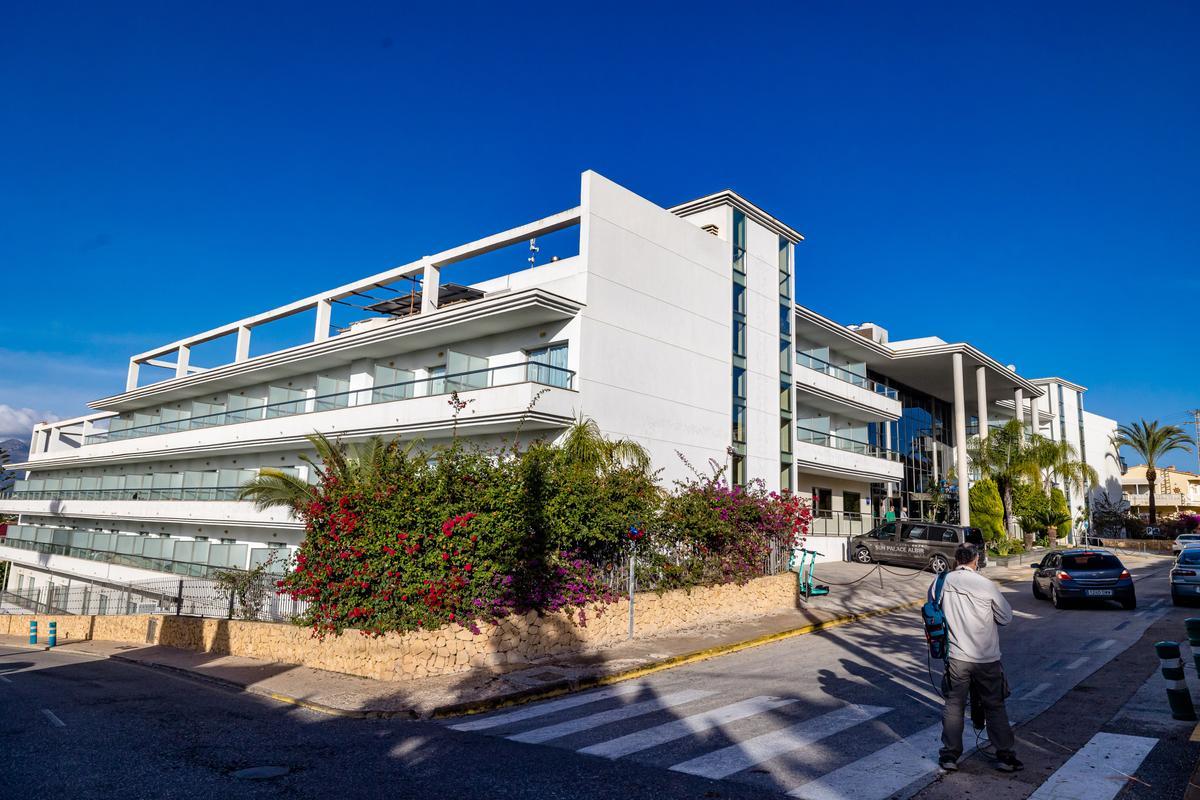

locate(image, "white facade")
(0, 172), (1120, 592)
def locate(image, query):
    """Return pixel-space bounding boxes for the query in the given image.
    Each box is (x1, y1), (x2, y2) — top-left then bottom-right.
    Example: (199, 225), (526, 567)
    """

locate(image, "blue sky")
(2, 2), (1198, 463)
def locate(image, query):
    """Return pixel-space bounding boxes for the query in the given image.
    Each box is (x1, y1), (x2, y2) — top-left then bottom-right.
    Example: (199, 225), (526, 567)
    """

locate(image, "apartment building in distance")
(0, 171), (1122, 597)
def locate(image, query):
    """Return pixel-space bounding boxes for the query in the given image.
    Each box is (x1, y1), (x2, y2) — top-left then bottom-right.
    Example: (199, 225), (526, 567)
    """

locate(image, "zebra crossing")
(449, 683), (946, 799)
(447, 679), (1164, 799)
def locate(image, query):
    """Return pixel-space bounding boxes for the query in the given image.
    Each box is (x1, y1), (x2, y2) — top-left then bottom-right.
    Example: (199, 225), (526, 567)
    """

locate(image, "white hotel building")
(0, 172), (1123, 599)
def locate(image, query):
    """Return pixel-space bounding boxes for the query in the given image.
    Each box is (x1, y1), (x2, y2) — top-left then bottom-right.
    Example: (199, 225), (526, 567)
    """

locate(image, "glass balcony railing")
(0, 526), (287, 577)
(2, 486), (247, 502)
(807, 510), (885, 536)
(84, 361), (575, 446)
(795, 426), (901, 461)
(795, 353), (898, 399)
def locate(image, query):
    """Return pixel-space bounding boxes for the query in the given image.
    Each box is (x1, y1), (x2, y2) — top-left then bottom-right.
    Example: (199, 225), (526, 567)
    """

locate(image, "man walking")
(931, 542), (1022, 772)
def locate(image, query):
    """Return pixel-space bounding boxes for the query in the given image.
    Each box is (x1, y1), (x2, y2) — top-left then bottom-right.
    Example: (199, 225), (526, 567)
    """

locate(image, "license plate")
(1085, 589), (1113, 597)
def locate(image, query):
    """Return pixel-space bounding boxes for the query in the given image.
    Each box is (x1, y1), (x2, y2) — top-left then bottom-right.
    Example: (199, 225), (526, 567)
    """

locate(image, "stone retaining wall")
(1, 572), (799, 682)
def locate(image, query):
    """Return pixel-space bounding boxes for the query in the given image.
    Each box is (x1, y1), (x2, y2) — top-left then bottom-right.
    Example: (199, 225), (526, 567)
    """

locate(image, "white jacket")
(929, 566), (1013, 663)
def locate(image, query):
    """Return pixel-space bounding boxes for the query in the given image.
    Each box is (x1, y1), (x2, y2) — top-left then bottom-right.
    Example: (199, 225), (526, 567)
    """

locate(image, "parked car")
(1030, 549), (1136, 610)
(850, 522), (986, 573)
(1171, 548), (1200, 606)
(1173, 533), (1200, 556)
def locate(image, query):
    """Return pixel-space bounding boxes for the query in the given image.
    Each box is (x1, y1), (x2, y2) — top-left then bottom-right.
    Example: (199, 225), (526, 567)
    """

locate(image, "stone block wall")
(1, 572), (799, 682)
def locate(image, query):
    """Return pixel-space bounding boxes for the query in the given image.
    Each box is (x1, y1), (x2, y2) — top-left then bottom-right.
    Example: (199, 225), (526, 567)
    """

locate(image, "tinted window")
(874, 523), (897, 540)
(1179, 551), (1200, 565)
(1061, 553), (1122, 571)
(940, 527), (959, 543)
(964, 528), (984, 545)
(904, 525), (928, 541)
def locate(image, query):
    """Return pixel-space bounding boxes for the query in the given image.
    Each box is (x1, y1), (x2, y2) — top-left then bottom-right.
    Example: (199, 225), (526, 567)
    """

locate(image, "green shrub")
(969, 478), (1005, 541)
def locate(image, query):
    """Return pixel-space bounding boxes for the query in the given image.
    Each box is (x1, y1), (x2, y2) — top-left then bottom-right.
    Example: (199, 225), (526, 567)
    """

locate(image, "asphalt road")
(0, 557), (1192, 800)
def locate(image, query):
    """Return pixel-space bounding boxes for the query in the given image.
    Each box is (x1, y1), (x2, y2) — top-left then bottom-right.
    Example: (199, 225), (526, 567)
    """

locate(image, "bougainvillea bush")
(272, 429), (810, 639)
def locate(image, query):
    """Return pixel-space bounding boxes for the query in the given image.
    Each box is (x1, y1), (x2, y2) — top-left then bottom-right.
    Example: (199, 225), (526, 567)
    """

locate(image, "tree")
(1112, 419), (1194, 524)
(1031, 436), (1098, 501)
(1026, 505), (1071, 547)
(967, 420), (1042, 532)
(557, 417), (652, 476)
(969, 478), (1005, 542)
(1091, 490), (1131, 537)
(1048, 488), (1071, 546)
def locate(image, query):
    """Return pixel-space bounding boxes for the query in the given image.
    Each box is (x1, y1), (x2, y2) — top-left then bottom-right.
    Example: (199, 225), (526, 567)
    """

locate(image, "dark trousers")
(940, 658), (1015, 760)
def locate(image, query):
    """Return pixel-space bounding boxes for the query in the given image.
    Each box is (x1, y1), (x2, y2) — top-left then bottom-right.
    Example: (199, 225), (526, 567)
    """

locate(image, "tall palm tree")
(558, 417), (652, 476)
(1111, 419), (1194, 525)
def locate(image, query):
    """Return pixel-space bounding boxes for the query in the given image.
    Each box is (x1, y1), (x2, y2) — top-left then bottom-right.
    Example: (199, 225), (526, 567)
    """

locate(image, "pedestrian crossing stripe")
(450, 682), (648, 732)
(787, 722), (944, 800)
(579, 696), (800, 759)
(508, 689), (717, 744)
(1026, 732), (1156, 800)
(670, 703), (891, 780)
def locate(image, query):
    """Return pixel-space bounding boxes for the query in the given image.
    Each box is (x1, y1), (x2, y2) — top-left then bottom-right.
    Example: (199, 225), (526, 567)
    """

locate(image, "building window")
(731, 210), (748, 485)
(528, 343), (570, 388)
(374, 363), (415, 403)
(781, 463), (793, 492)
(844, 491), (862, 520)
(813, 487), (833, 518)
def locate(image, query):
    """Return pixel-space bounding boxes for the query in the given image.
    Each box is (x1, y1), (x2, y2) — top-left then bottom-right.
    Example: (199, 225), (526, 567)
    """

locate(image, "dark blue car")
(1030, 549), (1136, 610)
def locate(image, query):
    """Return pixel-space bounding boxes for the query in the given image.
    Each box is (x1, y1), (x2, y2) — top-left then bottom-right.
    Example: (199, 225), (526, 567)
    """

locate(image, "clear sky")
(2, 2), (1198, 463)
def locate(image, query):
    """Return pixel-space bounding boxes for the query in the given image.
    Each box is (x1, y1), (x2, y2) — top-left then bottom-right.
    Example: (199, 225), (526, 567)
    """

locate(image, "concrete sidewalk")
(0, 554), (1170, 719)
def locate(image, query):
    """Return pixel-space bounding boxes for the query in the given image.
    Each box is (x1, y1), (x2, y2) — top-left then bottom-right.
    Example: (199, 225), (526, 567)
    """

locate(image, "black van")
(849, 521), (987, 573)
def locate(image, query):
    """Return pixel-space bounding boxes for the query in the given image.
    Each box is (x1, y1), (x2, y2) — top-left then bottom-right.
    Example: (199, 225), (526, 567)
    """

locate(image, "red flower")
(464, 563), (473, 572)
(442, 552), (450, 561)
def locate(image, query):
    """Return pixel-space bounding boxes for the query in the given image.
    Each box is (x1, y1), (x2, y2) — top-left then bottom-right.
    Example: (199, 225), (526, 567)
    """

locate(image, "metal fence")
(0, 575), (308, 623)
(600, 537), (795, 595)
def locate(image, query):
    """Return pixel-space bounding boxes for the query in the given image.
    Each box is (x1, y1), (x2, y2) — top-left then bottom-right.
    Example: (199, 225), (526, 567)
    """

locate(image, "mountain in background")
(1, 437), (29, 489)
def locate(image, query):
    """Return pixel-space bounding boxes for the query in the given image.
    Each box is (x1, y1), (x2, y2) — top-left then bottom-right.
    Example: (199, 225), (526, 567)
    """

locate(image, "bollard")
(1155, 641), (1197, 721)
(47, 621), (57, 648)
(28, 620), (37, 646)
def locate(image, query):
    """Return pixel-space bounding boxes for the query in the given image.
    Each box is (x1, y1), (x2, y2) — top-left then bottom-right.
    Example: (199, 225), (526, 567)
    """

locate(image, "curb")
(430, 596), (926, 719)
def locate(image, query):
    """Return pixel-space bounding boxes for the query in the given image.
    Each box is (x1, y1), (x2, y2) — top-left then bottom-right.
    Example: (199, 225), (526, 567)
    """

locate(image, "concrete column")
(348, 358), (373, 406)
(1030, 394), (1042, 437)
(1014, 387), (1025, 438)
(421, 258), (440, 314)
(884, 422), (895, 499)
(235, 326), (251, 363)
(314, 300), (332, 342)
(953, 353), (970, 526)
(975, 366), (988, 439)
(175, 345), (190, 378)
(126, 360), (140, 391)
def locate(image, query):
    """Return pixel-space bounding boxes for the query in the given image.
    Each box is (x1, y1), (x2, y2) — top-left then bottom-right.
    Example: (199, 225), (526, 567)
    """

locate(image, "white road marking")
(671, 704), (891, 781)
(579, 695), (798, 759)
(40, 709), (65, 728)
(787, 722), (948, 800)
(1065, 656), (1089, 670)
(1027, 731), (1157, 800)
(1023, 682), (1052, 700)
(450, 682), (648, 732)
(0, 675), (12, 684)
(1012, 610), (1039, 619)
(1091, 639), (1116, 651)
(508, 689), (715, 744)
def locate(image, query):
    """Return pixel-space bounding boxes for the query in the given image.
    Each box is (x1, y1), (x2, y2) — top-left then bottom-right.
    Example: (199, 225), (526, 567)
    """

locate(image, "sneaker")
(994, 751), (1024, 772)
(939, 757), (958, 771)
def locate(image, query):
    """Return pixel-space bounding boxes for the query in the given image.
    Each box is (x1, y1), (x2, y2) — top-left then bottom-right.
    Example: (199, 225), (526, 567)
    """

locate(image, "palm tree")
(1031, 436), (1099, 501)
(967, 419), (1040, 533)
(238, 432), (401, 512)
(557, 417), (652, 476)
(1026, 505), (1072, 548)
(1111, 419), (1194, 525)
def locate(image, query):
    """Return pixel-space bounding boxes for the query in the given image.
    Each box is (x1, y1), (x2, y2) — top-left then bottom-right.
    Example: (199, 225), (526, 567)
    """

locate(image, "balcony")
(0, 525), (286, 581)
(808, 510), (883, 537)
(1125, 493), (1200, 508)
(25, 364), (579, 468)
(794, 353), (901, 421)
(0, 493), (298, 530)
(794, 426), (905, 482)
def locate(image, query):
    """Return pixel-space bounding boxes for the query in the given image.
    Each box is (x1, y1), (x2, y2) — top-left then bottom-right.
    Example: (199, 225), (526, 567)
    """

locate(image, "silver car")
(1173, 533), (1200, 556)
(1171, 547), (1200, 606)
